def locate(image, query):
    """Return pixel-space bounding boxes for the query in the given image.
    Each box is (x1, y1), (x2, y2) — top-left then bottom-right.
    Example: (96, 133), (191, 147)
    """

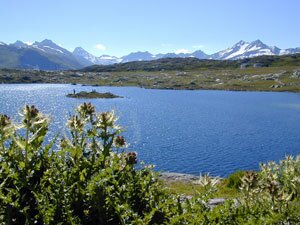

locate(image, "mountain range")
(0, 39), (299, 70)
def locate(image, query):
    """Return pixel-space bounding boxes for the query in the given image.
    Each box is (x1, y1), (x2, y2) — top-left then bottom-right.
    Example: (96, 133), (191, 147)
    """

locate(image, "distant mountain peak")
(73, 47), (88, 54)
(33, 39), (63, 50)
(121, 51), (154, 62)
(128, 51), (152, 55)
(73, 46), (121, 65)
(11, 40), (28, 48)
(249, 39), (266, 47)
(14, 40), (25, 44)
(235, 40), (247, 45)
(39, 39), (56, 45)
(31, 39), (72, 56)
(252, 39), (263, 44)
(1, 38), (300, 69)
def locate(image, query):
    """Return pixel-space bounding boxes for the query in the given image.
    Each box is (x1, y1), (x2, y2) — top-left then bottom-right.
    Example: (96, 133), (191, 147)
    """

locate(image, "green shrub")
(226, 170), (247, 189)
(0, 103), (178, 224)
(0, 103), (300, 224)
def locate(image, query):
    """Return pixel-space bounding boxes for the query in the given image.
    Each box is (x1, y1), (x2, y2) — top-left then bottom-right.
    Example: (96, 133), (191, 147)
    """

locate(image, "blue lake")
(0, 83), (300, 177)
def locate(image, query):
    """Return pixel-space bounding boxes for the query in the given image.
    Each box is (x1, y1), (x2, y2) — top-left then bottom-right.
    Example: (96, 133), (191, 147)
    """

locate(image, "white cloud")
(175, 48), (190, 54)
(192, 45), (205, 49)
(95, 43), (106, 51)
(24, 41), (33, 46)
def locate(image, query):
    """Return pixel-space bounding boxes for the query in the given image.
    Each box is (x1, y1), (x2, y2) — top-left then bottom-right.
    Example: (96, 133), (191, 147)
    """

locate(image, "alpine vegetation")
(0, 103), (300, 224)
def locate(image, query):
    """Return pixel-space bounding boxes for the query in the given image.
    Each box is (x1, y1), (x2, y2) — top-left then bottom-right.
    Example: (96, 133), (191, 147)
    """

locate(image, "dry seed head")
(67, 115), (85, 131)
(267, 180), (280, 195)
(77, 102), (95, 117)
(23, 105), (39, 119)
(114, 135), (126, 148)
(125, 152), (137, 165)
(96, 111), (117, 128)
(0, 114), (14, 137)
(194, 173), (220, 187)
(60, 138), (69, 149)
(0, 114), (11, 128)
(21, 105), (49, 130)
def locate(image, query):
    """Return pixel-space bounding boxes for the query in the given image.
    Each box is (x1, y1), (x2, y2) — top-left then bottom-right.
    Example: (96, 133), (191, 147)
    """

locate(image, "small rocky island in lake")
(67, 90), (122, 99)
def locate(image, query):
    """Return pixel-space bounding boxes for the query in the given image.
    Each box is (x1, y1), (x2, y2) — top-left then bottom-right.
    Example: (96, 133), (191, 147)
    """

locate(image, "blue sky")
(0, 0), (299, 57)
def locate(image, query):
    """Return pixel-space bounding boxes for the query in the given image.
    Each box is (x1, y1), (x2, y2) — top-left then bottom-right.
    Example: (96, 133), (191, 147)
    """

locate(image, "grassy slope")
(162, 179), (240, 199)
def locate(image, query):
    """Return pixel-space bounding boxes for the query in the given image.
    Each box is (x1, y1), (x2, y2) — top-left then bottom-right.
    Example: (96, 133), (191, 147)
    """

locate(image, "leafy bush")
(226, 170), (247, 189)
(0, 103), (300, 224)
(0, 103), (178, 224)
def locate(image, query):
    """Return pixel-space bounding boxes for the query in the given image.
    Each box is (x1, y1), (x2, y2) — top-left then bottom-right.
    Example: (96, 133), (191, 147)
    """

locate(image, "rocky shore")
(159, 172), (226, 208)
(159, 172), (199, 183)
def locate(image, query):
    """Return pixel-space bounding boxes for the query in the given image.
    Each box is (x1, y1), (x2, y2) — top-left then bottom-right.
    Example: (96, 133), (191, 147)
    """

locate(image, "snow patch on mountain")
(31, 45), (46, 52)
(73, 47), (121, 65)
(211, 40), (284, 60)
(43, 46), (64, 54)
(224, 42), (250, 59)
(73, 47), (99, 64)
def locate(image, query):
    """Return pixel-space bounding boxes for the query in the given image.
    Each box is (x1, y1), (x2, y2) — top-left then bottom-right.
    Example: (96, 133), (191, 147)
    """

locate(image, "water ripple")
(0, 84), (300, 176)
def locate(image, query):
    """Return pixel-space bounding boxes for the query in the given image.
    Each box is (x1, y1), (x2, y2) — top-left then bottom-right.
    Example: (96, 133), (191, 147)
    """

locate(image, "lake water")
(0, 83), (300, 177)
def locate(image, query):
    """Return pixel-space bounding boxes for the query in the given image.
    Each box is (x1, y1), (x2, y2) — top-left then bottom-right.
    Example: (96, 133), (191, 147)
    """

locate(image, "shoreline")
(159, 172), (225, 183)
(159, 172), (200, 183)
(1, 82), (300, 93)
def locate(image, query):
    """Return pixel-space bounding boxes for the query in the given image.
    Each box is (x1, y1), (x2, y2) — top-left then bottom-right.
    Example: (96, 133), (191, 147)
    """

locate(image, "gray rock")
(179, 196), (226, 209)
(208, 198), (226, 206)
(265, 77), (275, 80)
(270, 84), (281, 88)
(159, 172), (199, 183)
(292, 70), (300, 78)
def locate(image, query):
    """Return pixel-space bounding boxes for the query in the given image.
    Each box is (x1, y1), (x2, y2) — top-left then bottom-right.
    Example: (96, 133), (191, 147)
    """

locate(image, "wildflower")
(96, 111), (116, 129)
(125, 152), (137, 165)
(60, 138), (69, 149)
(239, 171), (259, 193)
(67, 115), (85, 132)
(194, 173), (220, 187)
(114, 136), (126, 148)
(0, 114), (11, 129)
(266, 180), (280, 195)
(24, 105), (39, 119)
(0, 114), (13, 139)
(21, 105), (49, 131)
(77, 102), (95, 118)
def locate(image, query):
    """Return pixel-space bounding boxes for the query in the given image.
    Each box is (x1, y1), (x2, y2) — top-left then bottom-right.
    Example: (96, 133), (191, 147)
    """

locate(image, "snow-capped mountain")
(0, 39), (89, 70)
(73, 47), (100, 65)
(191, 50), (208, 59)
(97, 55), (121, 65)
(31, 39), (71, 55)
(73, 47), (121, 65)
(121, 51), (154, 63)
(0, 39), (300, 70)
(210, 39), (293, 60)
(280, 47), (300, 55)
(10, 40), (29, 48)
(155, 50), (208, 60)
